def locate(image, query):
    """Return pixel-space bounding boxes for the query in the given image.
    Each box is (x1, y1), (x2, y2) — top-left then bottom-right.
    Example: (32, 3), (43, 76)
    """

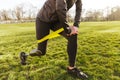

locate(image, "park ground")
(0, 21), (120, 80)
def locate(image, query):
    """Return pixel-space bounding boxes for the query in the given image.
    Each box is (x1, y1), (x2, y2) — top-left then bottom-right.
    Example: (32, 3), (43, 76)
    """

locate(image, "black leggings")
(36, 17), (77, 67)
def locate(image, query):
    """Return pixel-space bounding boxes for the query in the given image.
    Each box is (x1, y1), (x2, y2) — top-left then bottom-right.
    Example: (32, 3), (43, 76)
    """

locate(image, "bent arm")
(74, 0), (82, 27)
(56, 0), (71, 34)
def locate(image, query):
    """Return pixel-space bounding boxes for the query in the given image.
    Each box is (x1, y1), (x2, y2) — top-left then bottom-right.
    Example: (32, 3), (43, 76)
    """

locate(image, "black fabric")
(37, 0), (82, 32)
(67, 67), (88, 79)
(36, 17), (77, 67)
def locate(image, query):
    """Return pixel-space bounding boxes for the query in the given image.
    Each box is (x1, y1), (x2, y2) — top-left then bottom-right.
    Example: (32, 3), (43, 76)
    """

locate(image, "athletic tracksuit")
(36, 0), (82, 67)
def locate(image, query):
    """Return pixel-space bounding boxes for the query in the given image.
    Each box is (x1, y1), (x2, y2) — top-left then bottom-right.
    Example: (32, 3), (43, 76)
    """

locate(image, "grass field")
(0, 21), (120, 80)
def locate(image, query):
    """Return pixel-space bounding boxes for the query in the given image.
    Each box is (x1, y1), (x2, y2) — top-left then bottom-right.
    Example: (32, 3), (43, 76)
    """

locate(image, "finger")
(67, 34), (71, 36)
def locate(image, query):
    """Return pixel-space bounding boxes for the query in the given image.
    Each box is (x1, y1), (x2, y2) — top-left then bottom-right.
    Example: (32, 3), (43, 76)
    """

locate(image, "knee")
(68, 35), (77, 42)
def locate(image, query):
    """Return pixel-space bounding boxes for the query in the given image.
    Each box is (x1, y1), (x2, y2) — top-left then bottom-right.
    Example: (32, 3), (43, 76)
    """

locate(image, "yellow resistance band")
(37, 28), (64, 43)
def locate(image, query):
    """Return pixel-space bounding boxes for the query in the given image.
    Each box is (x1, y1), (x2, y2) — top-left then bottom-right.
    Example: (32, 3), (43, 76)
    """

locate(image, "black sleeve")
(56, 0), (71, 34)
(74, 0), (82, 27)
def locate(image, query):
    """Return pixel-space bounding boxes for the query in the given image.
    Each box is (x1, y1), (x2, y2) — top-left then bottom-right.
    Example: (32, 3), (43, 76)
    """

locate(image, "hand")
(67, 26), (78, 36)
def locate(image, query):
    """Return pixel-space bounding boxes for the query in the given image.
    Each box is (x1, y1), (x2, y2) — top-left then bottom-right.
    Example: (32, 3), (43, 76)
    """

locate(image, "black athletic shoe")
(67, 67), (88, 79)
(29, 49), (42, 56)
(20, 52), (28, 65)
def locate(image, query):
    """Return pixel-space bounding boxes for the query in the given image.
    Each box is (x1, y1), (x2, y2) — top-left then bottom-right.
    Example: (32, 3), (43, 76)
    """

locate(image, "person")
(20, 0), (88, 79)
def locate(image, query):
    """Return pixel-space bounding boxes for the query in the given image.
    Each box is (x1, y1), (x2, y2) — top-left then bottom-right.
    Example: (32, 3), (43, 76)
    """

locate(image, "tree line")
(81, 6), (120, 21)
(0, 3), (38, 22)
(0, 3), (120, 22)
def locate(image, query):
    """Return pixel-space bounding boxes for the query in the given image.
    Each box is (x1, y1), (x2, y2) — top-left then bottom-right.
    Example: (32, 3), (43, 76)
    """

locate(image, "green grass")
(0, 21), (120, 80)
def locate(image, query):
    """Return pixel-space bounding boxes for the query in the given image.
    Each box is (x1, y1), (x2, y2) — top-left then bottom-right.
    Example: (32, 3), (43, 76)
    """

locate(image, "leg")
(30, 17), (51, 56)
(51, 22), (77, 67)
(51, 22), (88, 79)
(20, 18), (51, 65)
(67, 35), (77, 67)
(60, 31), (88, 79)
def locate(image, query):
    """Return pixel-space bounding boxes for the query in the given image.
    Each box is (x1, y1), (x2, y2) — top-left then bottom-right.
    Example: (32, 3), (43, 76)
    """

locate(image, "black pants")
(36, 17), (77, 67)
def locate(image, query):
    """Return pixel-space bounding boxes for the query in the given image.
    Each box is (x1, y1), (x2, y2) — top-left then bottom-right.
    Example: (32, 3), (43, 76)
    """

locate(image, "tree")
(27, 4), (37, 20)
(0, 11), (2, 20)
(107, 6), (120, 21)
(83, 10), (104, 21)
(1, 10), (11, 20)
(67, 11), (74, 22)
(14, 4), (24, 20)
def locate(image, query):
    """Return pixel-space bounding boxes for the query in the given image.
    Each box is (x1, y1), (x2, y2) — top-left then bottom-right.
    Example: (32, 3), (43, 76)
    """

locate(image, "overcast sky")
(0, 0), (120, 10)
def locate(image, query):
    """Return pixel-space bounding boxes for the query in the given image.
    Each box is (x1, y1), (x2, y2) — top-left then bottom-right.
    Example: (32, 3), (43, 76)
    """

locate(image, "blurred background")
(0, 0), (120, 24)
